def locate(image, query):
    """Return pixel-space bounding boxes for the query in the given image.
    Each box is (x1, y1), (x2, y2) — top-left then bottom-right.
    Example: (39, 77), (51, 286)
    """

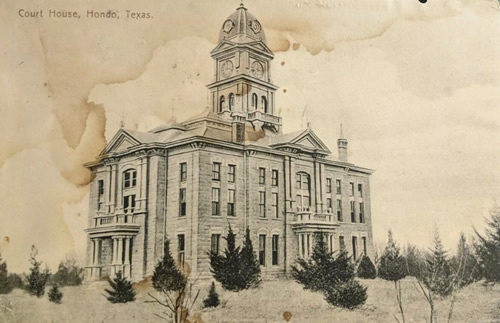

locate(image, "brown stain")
(283, 311), (292, 321)
(4, 236), (10, 244)
(133, 275), (153, 292)
(283, 89), (287, 93)
(292, 43), (300, 51)
(186, 312), (203, 323)
(281, 61), (285, 66)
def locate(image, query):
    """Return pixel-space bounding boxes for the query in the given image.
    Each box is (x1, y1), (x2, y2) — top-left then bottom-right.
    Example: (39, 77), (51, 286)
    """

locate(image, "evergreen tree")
(105, 271), (136, 303)
(474, 203), (500, 282)
(292, 233), (367, 309)
(404, 244), (425, 277)
(377, 230), (407, 281)
(450, 233), (480, 287)
(48, 285), (63, 304)
(51, 258), (84, 287)
(356, 255), (377, 279)
(26, 245), (51, 298)
(377, 230), (407, 323)
(0, 253), (13, 294)
(203, 281), (220, 308)
(422, 229), (453, 297)
(239, 227), (261, 289)
(152, 239), (186, 294)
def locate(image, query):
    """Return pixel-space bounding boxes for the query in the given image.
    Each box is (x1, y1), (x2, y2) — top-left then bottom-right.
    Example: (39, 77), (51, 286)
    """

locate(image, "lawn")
(0, 278), (499, 322)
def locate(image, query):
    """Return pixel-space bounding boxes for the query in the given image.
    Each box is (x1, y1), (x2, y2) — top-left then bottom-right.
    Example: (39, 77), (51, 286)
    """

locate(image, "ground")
(0, 278), (499, 322)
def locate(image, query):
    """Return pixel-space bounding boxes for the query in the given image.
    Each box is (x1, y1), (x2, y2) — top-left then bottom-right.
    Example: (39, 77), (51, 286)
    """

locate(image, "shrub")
(105, 271), (136, 303)
(48, 285), (63, 304)
(209, 226), (260, 291)
(152, 239), (186, 294)
(0, 254), (13, 294)
(324, 280), (368, 310)
(8, 273), (24, 290)
(51, 258), (84, 287)
(377, 230), (407, 281)
(292, 233), (366, 309)
(450, 233), (481, 287)
(203, 282), (220, 308)
(26, 245), (51, 298)
(357, 255), (376, 279)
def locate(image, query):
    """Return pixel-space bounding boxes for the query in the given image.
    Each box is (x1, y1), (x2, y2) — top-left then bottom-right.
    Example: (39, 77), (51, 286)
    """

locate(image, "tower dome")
(218, 3), (267, 44)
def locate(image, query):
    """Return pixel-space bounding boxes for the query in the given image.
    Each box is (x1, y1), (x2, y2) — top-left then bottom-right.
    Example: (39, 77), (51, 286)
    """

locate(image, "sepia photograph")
(1, 0), (499, 322)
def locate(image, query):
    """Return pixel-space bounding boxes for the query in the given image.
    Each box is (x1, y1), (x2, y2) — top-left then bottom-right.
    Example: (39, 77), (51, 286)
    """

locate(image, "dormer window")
(123, 169), (137, 188)
(228, 93), (235, 111)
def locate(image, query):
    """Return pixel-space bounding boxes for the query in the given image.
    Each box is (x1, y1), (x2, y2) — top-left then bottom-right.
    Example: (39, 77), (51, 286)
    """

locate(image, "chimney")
(337, 124), (348, 162)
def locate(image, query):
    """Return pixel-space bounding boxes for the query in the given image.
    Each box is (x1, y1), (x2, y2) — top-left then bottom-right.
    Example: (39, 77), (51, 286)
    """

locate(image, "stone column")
(124, 237), (131, 278)
(117, 237), (124, 265)
(298, 234), (303, 258)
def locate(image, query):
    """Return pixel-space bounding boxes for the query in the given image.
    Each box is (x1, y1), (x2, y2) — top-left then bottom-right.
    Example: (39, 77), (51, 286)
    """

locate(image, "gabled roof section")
(267, 128), (331, 155)
(101, 129), (143, 155)
(211, 40), (274, 57)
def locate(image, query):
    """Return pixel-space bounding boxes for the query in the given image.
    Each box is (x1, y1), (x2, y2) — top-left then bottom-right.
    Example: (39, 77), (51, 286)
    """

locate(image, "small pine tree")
(105, 271), (136, 303)
(152, 239), (186, 294)
(404, 244), (425, 277)
(26, 245), (51, 297)
(422, 230), (453, 297)
(377, 230), (407, 323)
(239, 227), (261, 289)
(0, 254), (13, 294)
(357, 255), (377, 279)
(450, 233), (480, 287)
(324, 280), (368, 309)
(474, 203), (500, 282)
(51, 258), (84, 287)
(203, 281), (220, 308)
(48, 285), (63, 304)
(209, 225), (243, 291)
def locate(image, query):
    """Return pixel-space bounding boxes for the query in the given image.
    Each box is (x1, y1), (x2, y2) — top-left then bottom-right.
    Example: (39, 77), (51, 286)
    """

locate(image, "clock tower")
(207, 3), (281, 133)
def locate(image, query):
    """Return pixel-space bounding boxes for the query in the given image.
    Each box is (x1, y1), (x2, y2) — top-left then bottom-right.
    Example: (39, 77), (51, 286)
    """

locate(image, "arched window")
(295, 172), (310, 210)
(123, 169), (137, 188)
(261, 96), (268, 114)
(219, 95), (225, 113)
(252, 93), (258, 110)
(228, 93), (234, 111)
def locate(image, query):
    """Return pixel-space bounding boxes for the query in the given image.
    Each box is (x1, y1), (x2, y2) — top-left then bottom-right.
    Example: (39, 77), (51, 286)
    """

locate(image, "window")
(350, 200), (356, 223)
(212, 188), (220, 216)
(212, 162), (221, 181)
(359, 202), (365, 223)
(259, 167), (265, 185)
(296, 172), (311, 209)
(339, 236), (345, 251)
(211, 234), (220, 255)
(352, 236), (358, 260)
(337, 199), (343, 222)
(262, 96), (268, 113)
(179, 189), (186, 216)
(271, 169), (278, 186)
(259, 191), (266, 218)
(227, 189), (235, 216)
(326, 178), (332, 193)
(178, 234), (185, 266)
(272, 235), (279, 265)
(259, 235), (266, 266)
(228, 165), (235, 183)
(326, 198), (332, 210)
(123, 169), (137, 188)
(123, 195), (135, 214)
(362, 237), (367, 256)
(252, 93), (258, 109)
(97, 180), (104, 210)
(180, 163), (187, 182)
(228, 93), (234, 111)
(219, 95), (225, 112)
(336, 179), (341, 194)
(358, 183), (363, 197)
(350, 182), (355, 196)
(272, 193), (279, 218)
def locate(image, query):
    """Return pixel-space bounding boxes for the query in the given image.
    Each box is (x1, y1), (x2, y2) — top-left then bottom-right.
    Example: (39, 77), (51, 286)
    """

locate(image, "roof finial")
(340, 124), (344, 138)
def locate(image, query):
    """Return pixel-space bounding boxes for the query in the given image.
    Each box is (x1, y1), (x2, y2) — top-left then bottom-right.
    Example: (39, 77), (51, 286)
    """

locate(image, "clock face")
(250, 61), (264, 79)
(221, 60), (234, 78)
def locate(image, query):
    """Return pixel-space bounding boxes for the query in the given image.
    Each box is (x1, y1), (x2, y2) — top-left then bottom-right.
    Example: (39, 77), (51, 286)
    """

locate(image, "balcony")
(291, 207), (339, 231)
(247, 111), (282, 126)
(86, 211), (141, 236)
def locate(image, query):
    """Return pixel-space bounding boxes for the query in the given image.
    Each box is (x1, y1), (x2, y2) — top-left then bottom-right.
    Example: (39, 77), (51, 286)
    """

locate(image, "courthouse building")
(85, 4), (375, 281)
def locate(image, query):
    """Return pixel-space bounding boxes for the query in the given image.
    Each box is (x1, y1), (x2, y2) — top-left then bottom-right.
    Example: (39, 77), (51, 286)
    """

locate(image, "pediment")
(101, 129), (141, 155)
(211, 40), (274, 57)
(271, 129), (331, 155)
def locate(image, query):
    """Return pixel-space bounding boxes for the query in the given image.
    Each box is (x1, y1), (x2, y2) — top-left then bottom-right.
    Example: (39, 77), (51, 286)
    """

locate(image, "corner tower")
(207, 3), (281, 134)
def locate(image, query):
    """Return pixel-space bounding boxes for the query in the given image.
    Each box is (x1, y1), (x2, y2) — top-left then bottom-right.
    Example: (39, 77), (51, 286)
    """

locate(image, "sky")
(1, 0), (499, 272)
